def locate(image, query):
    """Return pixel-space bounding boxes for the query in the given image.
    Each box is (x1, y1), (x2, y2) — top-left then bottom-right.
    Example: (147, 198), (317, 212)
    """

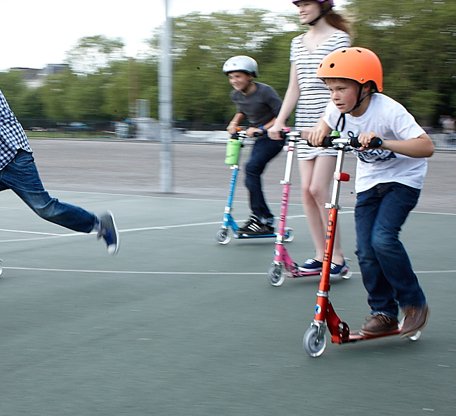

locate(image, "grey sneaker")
(97, 211), (119, 255)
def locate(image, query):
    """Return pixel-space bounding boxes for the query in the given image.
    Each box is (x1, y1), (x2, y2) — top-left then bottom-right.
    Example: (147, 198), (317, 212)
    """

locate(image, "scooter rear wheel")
(408, 330), (421, 341)
(216, 228), (231, 245)
(303, 324), (327, 357)
(398, 317), (422, 341)
(283, 228), (294, 243)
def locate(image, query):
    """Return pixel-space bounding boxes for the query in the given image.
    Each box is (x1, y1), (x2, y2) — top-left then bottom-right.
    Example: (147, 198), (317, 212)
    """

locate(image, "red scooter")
(301, 132), (422, 357)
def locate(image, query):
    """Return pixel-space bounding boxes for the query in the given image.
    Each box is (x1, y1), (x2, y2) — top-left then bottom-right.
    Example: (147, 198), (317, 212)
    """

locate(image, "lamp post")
(159, 0), (173, 193)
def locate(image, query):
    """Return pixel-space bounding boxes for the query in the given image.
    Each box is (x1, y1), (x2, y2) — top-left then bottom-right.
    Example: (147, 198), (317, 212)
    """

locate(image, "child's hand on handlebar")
(307, 128), (327, 147)
(246, 126), (264, 137)
(357, 132), (380, 150)
(268, 123), (285, 140)
(227, 123), (239, 135)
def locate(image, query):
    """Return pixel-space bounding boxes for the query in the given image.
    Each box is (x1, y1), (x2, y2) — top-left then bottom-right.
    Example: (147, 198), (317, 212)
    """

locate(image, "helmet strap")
(335, 113), (346, 132)
(347, 84), (373, 114)
(336, 84), (374, 129)
(308, 5), (331, 26)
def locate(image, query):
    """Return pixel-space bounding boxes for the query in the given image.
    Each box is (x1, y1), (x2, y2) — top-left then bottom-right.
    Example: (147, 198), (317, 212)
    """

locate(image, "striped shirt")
(290, 30), (351, 159)
(0, 90), (32, 170)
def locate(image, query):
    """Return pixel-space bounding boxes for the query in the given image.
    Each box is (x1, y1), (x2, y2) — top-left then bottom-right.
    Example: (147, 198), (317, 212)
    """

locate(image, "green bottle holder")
(225, 139), (242, 165)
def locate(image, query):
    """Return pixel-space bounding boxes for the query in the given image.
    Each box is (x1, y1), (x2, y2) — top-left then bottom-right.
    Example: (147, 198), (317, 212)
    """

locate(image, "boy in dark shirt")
(223, 55), (284, 235)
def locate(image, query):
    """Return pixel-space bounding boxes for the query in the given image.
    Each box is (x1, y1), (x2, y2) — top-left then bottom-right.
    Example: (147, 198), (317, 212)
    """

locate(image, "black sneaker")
(97, 211), (119, 255)
(238, 215), (274, 235)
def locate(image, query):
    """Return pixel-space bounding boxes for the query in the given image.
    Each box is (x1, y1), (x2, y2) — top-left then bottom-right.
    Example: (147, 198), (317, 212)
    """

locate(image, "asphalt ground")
(0, 138), (455, 416)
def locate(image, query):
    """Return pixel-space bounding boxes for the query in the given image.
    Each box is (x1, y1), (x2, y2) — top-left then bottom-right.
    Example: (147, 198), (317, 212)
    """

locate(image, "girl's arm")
(268, 63), (300, 139)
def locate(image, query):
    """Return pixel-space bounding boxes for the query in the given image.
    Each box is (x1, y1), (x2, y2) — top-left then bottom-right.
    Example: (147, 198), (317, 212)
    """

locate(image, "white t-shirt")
(323, 94), (428, 193)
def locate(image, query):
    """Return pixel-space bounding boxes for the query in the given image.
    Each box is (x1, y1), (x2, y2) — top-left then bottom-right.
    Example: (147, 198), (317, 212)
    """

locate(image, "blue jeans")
(0, 150), (97, 233)
(355, 182), (426, 318)
(245, 135), (284, 221)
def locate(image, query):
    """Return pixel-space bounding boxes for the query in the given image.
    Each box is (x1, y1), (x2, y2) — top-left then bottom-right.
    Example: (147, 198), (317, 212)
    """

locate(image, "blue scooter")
(216, 130), (293, 245)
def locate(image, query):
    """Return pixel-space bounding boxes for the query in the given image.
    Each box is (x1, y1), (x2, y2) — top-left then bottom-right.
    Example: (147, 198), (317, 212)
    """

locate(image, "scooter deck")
(234, 229), (292, 240)
(347, 328), (401, 342)
(234, 232), (277, 239)
(289, 269), (321, 278)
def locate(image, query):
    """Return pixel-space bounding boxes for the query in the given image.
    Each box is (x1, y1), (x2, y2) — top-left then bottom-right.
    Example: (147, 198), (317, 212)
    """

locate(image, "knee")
(33, 197), (60, 220)
(371, 230), (396, 254)
(245, 173), (259, 191)
(245, 160), (262, 177)
(302, 184), (325, 204)
(301, 183), (311, 200)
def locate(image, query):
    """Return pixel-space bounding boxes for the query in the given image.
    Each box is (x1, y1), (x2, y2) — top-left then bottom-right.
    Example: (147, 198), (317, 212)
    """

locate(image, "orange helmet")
(317, 47), (383, 92)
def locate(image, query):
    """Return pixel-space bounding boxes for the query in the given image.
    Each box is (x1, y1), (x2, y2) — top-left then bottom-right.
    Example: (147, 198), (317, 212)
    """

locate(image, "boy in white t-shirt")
(307, 47), (434, 337)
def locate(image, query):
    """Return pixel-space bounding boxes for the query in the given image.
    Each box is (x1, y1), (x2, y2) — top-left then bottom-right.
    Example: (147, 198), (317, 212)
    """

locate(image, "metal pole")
(159, 0), (174, 192)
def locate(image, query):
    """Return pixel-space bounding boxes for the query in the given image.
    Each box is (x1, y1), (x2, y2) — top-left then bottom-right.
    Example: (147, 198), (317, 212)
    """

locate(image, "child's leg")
(3, 151), (97, 232)
(371, 183), (426, 308)
(355, 187), (398, 318)
(244, 136), (283, 222)
(298, 156), (345, 264)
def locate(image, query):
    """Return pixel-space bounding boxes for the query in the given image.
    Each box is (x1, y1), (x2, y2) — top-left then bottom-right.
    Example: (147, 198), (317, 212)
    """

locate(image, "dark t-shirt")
(230, 82), (282, 127)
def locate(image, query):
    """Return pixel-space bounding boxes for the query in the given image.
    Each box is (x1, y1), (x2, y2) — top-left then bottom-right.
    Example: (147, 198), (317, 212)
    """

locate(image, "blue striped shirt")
(0, 90), (32, 170)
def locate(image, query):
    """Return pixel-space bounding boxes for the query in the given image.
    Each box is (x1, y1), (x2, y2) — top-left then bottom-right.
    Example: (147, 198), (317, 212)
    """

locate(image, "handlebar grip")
(349, 136), (383, 148)
(279, 129), (290, 139)
(306, 136), (334, 147)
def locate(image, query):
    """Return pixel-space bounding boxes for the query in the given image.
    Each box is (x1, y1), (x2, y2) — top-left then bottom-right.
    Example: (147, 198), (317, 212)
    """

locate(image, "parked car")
(66, 122), (93, 132)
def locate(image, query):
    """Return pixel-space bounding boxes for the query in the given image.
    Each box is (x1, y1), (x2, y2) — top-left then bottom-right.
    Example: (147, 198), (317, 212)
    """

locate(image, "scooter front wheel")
(303, 324), (327, 357)
(216, 228), (231, 245)
(268, 263), (285, 287)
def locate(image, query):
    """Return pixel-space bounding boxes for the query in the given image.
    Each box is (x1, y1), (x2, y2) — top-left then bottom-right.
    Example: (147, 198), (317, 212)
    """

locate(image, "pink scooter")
(267, 129), (351, 286)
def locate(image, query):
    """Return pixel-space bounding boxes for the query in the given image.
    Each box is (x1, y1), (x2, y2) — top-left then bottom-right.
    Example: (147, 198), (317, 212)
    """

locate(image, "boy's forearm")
(228, 113), (245, 127)
(382, 134), (434, 158)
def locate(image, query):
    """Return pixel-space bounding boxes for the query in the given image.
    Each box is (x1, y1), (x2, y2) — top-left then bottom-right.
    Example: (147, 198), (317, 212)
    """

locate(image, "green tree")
(0, 71), (28, 114)
(40, 68), (77, 121)
(347, 0), (456, 124)
(65, 35), (125, 75)
(157, 8), (297, 126)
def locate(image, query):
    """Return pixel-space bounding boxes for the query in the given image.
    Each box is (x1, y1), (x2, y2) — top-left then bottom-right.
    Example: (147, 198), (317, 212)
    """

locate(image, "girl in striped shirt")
(269, 0), (351, 277)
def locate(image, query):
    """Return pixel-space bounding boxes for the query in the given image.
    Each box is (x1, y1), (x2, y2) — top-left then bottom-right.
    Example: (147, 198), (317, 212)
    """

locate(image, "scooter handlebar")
(280, 129), (383, 149)
(312, 135), (383, 148)
(231, 129), (266, 140)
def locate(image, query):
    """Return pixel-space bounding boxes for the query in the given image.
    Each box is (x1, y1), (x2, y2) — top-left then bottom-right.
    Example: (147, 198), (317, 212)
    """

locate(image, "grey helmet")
(223, 55), (258, 77)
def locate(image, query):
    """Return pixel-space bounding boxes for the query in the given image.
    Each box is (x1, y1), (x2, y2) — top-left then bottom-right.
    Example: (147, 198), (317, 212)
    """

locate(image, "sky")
(1, 0), (300, 71)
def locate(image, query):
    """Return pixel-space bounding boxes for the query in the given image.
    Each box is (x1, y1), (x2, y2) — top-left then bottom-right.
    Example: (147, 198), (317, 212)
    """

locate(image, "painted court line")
(2, 266), (455, 277)
(1, 209), (454, 243)
(0, 213), (349, 243)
